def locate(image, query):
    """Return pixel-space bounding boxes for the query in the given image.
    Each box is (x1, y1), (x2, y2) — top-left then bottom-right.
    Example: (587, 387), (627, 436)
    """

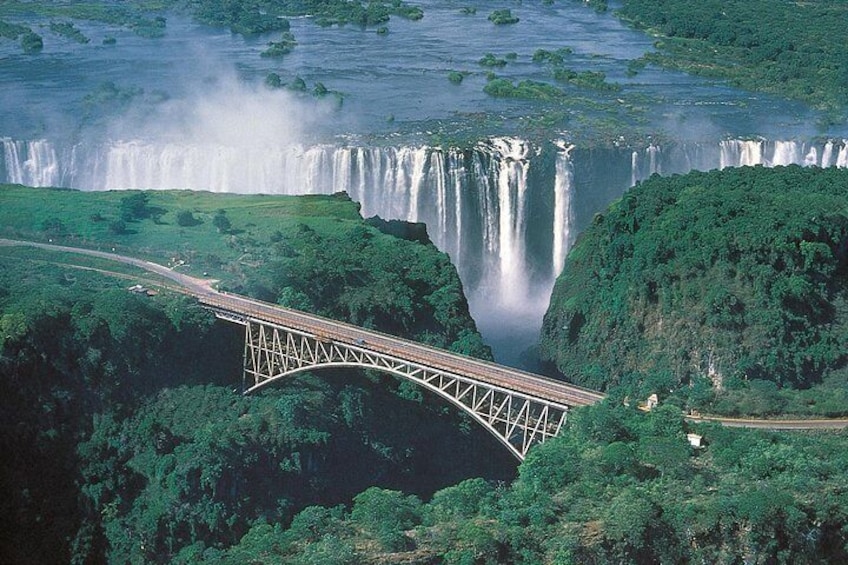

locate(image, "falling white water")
(822, 142), (835, 167)
(3, 136), (848, 363)
(630, 150), (639, 187)
(772, 140), (802, 166)
(448, 151), (464, 262)
(489, 137), (531, 308)
(803, 147), (818, 167)
(403, 147), (428, 223)
(720, 139), (764, 168)
(472, 149), (498, 260)
(2, 139), (60, 187)
(553, 142), (575, 277)
(430, 149), (448, 246)
(838, 144), (848, 168)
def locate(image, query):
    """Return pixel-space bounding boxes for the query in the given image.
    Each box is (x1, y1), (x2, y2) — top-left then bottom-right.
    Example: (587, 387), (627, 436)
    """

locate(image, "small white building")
(687, 433), (704, 448)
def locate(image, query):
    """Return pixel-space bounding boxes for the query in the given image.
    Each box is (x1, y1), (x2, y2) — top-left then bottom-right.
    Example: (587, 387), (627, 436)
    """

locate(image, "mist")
(100, 72), (337, 149)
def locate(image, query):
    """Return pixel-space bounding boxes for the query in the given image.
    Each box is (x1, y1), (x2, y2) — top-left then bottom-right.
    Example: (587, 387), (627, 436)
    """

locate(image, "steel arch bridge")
(202, 293), (604, 461)
(4, 239), (845, 461)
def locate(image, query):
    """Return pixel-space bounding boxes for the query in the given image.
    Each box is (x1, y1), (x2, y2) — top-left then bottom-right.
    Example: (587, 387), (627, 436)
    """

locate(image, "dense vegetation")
(0, 186), (487, 353)
(488, 9), (518, 26)
(175, 401), (848, 563)
(616, 0), (848, 119)
(540, 166), (848, 416)
(3, 169), (848, 562)
(0, 185), (511, 563)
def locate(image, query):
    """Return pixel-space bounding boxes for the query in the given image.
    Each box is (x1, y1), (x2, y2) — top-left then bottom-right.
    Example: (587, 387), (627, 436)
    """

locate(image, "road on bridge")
(0, 237), (603, 407)
(2, 238), (846, 431)
(199, 291), (605, 407)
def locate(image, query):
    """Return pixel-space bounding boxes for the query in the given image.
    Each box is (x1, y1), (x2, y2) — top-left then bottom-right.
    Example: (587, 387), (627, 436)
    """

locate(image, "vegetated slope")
(204, 401), (848, 563)
(0, 185), (511, 564)
(616, 0), (848, 118)
(540, 166), (848, 415)
(0, 186), (489, 355)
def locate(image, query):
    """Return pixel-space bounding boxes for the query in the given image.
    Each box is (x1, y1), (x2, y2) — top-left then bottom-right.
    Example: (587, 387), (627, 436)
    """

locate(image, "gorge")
(2, 0), (847, 363)
(3, 136), (848, 362)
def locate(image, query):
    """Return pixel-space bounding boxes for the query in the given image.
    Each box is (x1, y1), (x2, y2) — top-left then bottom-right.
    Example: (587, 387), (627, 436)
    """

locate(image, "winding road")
(2, 238), (846, 430)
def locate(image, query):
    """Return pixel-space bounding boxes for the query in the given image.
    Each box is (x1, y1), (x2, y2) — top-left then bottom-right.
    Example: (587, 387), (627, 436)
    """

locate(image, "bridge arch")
(238, 319), (569, 460)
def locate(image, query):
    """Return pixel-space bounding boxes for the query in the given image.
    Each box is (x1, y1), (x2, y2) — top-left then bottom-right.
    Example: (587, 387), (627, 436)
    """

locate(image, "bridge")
(3, 239), (845, 461)
(199, 291), (604, 460)
(0, 238), (605, 460)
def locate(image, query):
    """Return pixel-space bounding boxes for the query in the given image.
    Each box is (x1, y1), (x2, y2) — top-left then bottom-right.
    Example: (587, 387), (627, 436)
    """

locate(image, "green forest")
(3, 170), (848, 563)
(0, 186), (512, 563)
(540, 166), (848, 417)
(615, 0), (848, 120)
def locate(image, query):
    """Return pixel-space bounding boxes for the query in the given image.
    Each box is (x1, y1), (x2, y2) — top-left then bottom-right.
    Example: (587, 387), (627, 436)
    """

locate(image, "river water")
(1, 1), (846, 365)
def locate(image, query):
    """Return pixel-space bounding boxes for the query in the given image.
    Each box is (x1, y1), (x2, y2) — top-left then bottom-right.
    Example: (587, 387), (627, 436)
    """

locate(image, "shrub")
(176, 210), (199, 227)
(488, 9), (519, 25)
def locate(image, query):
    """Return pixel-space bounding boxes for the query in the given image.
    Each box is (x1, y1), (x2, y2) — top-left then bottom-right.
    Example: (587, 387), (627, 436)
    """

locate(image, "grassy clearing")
(0, 245), (178, 288)
(0, 184), (364, 281)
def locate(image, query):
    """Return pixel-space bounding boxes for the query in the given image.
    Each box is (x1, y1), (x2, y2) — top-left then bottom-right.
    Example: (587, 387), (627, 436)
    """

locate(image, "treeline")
(617, 0), (848, 117)
(181, 401), (848, 563)
(540, 165), (848, 416)
(0, 188), (509, 562)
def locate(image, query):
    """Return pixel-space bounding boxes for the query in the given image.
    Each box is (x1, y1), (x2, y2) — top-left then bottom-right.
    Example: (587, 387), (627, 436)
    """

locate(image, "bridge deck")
(197, 292), (605, 408)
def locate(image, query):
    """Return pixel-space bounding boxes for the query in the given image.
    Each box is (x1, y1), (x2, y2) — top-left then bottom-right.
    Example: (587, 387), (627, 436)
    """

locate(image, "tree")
(212, 210), (231, 233)
(266, 72), (282, 88)
(488, 9), (518, 25)
(40, 217), (67, 236)
(427, 478), (496, 523)
(119, 192), (150, 221)
(350, 487), (422, 551)
(21, 32), (42, 53)
(176, 210), (199, 227)
(108, 219), (127, 235)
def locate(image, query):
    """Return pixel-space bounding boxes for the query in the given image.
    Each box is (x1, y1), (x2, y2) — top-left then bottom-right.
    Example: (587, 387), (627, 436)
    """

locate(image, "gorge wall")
(4, 136), (847, 362)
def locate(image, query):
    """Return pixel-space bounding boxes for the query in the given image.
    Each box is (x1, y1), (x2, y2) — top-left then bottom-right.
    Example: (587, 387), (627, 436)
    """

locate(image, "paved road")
(2, 238), (846, 429)
(199, 291), (605, 407)
(0, 238), (217, 293)
(686, 415), (848, 430)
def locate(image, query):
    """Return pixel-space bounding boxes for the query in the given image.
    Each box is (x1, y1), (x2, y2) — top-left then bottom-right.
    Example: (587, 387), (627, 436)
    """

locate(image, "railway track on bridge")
(2, 238), (846, 437)
(197, 291), (605, 407)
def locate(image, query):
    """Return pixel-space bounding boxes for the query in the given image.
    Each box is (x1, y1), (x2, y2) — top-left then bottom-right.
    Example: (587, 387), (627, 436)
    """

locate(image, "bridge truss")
(212, 311), (568, 460)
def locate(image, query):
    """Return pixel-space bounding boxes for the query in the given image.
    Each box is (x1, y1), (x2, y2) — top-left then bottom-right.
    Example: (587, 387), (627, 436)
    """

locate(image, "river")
(1, 0), (846, 365)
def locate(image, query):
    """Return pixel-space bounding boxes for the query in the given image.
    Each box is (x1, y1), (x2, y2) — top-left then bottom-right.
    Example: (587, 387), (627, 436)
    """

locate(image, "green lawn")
(0, 185), (363, 280)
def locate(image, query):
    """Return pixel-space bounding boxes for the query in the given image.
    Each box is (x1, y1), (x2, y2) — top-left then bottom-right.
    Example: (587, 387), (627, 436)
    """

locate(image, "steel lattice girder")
(234, 319), (568, 460)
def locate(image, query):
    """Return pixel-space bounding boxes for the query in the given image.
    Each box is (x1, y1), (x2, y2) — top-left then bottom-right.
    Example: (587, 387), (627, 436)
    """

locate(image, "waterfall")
(1, 139), (60, 187)
(553, 142), (575, 277)
(3, 135), (847, 362)
(489, 137), (531, 308)
(448, 151), (464, 263)
(720, 139), (764, 168)
(838, 144), (848, 168)
(772, 140), (801, 166)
